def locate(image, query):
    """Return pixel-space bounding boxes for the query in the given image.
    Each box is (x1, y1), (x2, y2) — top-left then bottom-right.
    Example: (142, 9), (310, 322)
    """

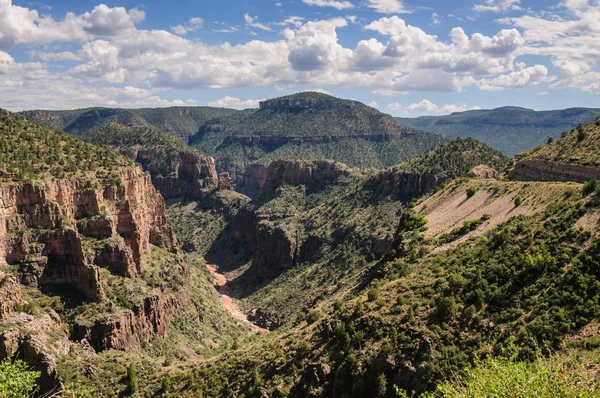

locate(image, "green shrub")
(367, 288), (380, 302)
(306, 310), (322, 324)
(577, 124), (587, 142)
(582, 179), (598, 195)
(466, 186), (478, 198)
(125, 364), (138, 396)
(0, 359), (40, 398)
(514, 195), (523, 206)
(435, 355), (599, 398)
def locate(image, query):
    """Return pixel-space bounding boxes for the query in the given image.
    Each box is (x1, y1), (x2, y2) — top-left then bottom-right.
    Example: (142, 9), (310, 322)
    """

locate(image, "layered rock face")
(0, 167), (177, 299)
(367, 170), (446, 202)
(217, 160), (350, 279)
(262, 160), (350, 195)
(121, 148), (222, 199)
(72, 292), (189, 351)
(238, 164), (269, 197)
(511, 159), (600, 182)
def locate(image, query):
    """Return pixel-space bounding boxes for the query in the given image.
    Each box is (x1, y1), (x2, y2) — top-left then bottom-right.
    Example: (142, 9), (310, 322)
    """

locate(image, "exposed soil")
(206, 264), (268, 333)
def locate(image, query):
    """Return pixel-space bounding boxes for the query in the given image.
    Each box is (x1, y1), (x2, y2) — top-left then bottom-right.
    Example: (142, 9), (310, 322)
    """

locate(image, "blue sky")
(1, 0), (599, 115)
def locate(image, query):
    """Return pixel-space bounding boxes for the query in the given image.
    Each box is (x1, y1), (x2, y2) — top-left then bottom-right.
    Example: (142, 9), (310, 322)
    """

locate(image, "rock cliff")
(367, 169), (447, 202)
(0, 166), (188, 366)
(72, 291), (189, 351)
(262, 160), (350, 195)
(123, 148), (222, 199)
(511, 159), (600, 182)
(1, 167), (177, 295)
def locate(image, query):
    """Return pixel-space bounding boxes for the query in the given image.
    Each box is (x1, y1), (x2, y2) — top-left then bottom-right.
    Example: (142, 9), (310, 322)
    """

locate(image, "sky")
(0, 0), (599, 116)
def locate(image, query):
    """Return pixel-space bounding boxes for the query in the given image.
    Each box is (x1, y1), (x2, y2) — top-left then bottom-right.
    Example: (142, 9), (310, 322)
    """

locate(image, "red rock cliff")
(0, 167), (177, 301)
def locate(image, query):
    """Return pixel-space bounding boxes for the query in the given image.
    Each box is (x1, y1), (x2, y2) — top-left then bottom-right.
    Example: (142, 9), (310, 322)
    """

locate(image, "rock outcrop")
(0, 167), (177, 300)
(238, 164), (269, 197)
(467, 165), (500, 180)
(511, 159), (600, 183)
(262, 160), (350, 195)
(367, 170), (447, 202)
(72, 292), (189, 351)
(122, 148), (223, 199)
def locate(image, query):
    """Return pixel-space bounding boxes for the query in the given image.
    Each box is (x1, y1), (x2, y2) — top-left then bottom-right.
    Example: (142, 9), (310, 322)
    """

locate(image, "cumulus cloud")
(387, 102), (402, 110)
(306, 88), (332, 95)
(368, 0), (409, 14)
(478, 65), (548, 91)
(407, 99), (481, 115)
(0, 0), (144, 49)
(473, 0), (521, 13)
(208, 96), (265, 109)
(302, 0), (354, 10)
(367, 101), (379, 109)
(1, 1), (598, 109)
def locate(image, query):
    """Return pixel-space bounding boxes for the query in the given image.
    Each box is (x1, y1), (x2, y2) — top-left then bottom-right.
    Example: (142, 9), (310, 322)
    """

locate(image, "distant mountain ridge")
(22, 92), (448, 181)
(21, 106), (239, 141)
(396, 106), (600, 156)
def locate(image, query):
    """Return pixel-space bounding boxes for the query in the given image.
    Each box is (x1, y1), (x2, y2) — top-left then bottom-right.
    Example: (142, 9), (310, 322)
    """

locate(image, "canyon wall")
(121, 148), (223, 199)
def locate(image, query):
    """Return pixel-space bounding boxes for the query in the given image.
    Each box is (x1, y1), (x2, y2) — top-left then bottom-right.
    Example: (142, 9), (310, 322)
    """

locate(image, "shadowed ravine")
(206, 264), (268, 333)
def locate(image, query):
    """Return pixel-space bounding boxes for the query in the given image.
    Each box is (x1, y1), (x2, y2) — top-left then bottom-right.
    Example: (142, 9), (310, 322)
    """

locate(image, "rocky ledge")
(511, 158), (600, 183)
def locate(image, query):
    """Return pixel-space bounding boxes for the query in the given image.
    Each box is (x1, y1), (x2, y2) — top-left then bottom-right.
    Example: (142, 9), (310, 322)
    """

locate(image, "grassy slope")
(390, 137), (511, 177)
(396, 107), (600, 157)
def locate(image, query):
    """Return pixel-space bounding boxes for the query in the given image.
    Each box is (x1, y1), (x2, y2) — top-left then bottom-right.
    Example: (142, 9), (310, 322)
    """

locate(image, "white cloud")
(406, 99), (480, 115)
(0, 1), (145, 50)
(1, 0), (599, 110)
(431, 13), (440, 26)
(302, 0), (354, 10)
(276, 16), (305, 28)
(387, 102), (402, 110)
(368, 0), (409, 14)
(478, 65), (548, 91)
(473, 0), (521, 13)
(244, 13), (272, 31)
(171, 17), (203, 36)
(208, 96), (265, 109)
(306, 88), (332, 95)
(368, 101), (379, 109)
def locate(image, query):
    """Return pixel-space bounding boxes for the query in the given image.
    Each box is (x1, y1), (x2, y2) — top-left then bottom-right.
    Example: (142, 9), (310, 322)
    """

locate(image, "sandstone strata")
(368, 170), (447, 202)
(511, 159), (600, 183)
(263, 160), (350, 195)
(72, 292), (189, 351)
(0, 167), (176, 300)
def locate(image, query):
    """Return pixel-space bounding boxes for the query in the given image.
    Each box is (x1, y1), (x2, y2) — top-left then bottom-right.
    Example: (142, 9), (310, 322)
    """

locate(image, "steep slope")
(0, 110), (245, 395)
(512, 117), (600, 182)
(82, 123), (225, 199)
(190, 92), (448, 179)
(396, 106), (600, 156)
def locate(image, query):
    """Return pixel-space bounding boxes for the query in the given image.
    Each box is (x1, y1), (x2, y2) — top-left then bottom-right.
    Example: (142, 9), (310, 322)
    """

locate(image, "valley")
(1, 94), (599, 397)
